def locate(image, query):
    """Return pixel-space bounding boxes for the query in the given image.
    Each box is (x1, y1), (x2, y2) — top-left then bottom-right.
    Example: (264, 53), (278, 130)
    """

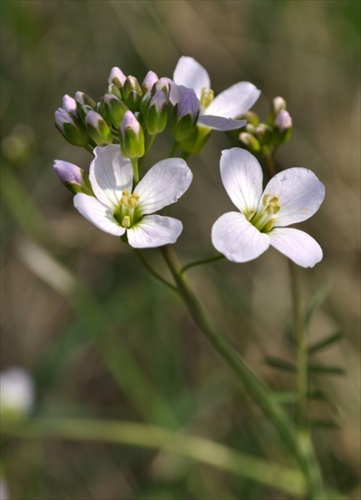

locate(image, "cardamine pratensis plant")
(6, 56), (346, 500)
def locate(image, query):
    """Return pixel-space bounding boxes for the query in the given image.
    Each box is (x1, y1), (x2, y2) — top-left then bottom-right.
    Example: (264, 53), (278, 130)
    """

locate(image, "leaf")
(271, 392), (299, 403)
(308, 365), (346, 376)
(310, 419), (339, 430)
(304, 285), (330, 328)
(264, 357), (296, 372)
(308, 331), (344, 355)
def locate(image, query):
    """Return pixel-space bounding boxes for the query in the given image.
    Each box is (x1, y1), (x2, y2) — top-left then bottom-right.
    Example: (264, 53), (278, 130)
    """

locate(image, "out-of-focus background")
(1, 1), (360, 499)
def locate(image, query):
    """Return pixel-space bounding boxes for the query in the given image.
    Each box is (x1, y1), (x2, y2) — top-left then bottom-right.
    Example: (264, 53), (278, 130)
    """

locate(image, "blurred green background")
(1, 1), (360, 498)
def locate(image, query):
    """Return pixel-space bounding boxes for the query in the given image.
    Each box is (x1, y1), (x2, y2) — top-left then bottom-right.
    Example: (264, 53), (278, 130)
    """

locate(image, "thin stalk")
(131, 157), (139, 184)
(145, 134), (157, 155)
(133, 248), (178, 292)
(289, 260), (308, 429)
(160, 244), (325, 499)
(169, 142), (179, 157)
(2, 418), (306, 496)
(181, 254), (225, 274)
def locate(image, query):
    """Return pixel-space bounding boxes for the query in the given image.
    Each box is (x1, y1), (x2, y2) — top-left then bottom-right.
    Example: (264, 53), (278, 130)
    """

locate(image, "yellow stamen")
(200, 88), (214, 109)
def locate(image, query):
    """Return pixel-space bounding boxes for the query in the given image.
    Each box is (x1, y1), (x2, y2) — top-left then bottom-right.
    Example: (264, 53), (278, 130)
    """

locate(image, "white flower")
(73, 145), (193, 248)
(171, 56), (260, 131)
(0, 367), (35, 416)
(211, 148), (325, 268)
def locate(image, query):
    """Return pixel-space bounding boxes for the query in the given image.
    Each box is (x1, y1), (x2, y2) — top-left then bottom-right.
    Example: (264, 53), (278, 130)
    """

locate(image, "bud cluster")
(238, 97), (292, 155)
(54, 66), (201, 159)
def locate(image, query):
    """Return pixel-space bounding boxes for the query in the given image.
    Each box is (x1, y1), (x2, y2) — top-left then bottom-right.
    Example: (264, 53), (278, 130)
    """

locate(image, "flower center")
(248, 193), (281, 233)
(200, 87), (214, 112)
(113, 189), (141, 228)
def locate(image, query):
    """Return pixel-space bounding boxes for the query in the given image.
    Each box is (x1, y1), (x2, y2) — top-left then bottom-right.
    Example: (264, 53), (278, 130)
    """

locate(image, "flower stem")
(131, 158), (139, 184)
(289, 260), (308, 429)
(181, 254), (225, 274)
(133, 248), (178, 293)
(169, 142), (179, 157)
(160, 244), (325, 499)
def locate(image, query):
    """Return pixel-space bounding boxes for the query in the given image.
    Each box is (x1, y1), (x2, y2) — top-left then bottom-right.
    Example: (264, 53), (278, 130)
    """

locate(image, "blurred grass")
(1, 1), (360, 499)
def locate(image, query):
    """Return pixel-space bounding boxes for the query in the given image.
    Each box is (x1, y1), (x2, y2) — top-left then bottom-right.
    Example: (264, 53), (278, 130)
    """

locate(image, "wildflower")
(0, 367), (35, 417)
(212, 148), (325, 267)
(73, 145), (192, 248)
(172, 56), (260, 131)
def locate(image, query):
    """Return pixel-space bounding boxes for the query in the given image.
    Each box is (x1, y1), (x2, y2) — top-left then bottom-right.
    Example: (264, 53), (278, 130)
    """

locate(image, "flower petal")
(212, 211), (270, 263)
(127, 215), (183, 248)
(136, 158), (192, 214)
(173, 56), (211, 100)
(89, 145), (133, 208)
(198, 115), (246, 131)
(74, 193), (125, 236)
(263, 168), (325, 226)
(220, 148), (263, 213)
(269, 228), (323, 268)
(206, 82), (261, 118)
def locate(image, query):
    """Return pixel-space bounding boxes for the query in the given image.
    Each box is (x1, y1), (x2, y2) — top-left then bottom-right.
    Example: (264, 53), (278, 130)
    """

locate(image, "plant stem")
(289, 260), (308, 429)
(2, 418), (306, 496)
(131, 158), (139, 184)
(181, 254), (225, 274)
(133, 248), (178, 292)
(160, 244), (325, 499)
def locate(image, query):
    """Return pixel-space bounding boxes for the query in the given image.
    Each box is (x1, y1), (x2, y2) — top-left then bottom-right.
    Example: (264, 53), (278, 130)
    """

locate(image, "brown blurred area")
(1, 1), (360, 498)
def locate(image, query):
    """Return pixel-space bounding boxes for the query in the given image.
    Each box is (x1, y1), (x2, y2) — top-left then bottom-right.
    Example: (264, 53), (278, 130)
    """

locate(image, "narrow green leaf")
(310, 420), (339, 430)
(304, 285), (330, 327)
(264, 357), (296, 372)
(271, 392), (299, 403)
(308, 331), (344, 355)
(308, 365), (346, 376)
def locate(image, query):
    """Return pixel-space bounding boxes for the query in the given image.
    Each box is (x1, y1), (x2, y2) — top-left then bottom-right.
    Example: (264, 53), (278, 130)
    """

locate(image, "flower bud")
(119, 110), (145, 158)
(55, 107), (88, 147)
(108, 66), (126, 88)
(274, 109), (292, 132)
(122, 76), (142, 111)
(142, 70), (159, 93)
(242, 111), (260, 127)
(146, 91), (168, 135)
(99, 94), (128, 128)
(153, 77), (170, 96)
(106, 83), (122, 99)
(53, 160), (93, 195)
(85, 110), (113, 145)
(75, 91), (96, 109)
(273, 110), (292, 144)
(271, 96), (287, 121)
(255, 123), (272, 143)
(62, 94), (77, 115)
(171, 89), (200, 143)
(239, 132), (261, 152)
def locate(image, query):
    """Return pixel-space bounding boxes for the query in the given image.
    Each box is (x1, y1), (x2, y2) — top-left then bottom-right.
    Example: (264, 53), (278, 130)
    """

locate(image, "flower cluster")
(54, 56), (325, 267)
(239, 96), (293, 156)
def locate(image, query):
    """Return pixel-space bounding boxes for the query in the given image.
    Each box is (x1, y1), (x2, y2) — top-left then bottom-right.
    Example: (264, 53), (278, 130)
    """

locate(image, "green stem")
(181, 254), (225, 274)
(133, 248), (178, 293)
(169, 142), (179, 157)
(145, 134), (157, 155)
(2, 418), (306, 496)
(289, 260), (308, 429)
(160, 244), (325, 499)
(131, 157), (139, 184)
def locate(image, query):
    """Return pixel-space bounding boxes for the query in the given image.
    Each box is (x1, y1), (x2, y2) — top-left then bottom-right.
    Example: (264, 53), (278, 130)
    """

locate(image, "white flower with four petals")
(67, 145), (193, 248)
(212, 148), (325, 267)
(172, 56), (261, 131)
